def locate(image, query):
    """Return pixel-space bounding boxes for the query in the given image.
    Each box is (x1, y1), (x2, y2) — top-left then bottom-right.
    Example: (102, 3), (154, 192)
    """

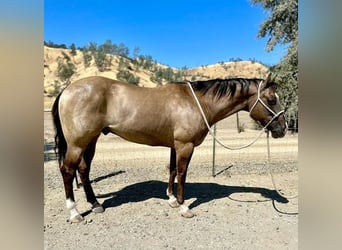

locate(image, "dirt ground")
(44, 112), (298, 250)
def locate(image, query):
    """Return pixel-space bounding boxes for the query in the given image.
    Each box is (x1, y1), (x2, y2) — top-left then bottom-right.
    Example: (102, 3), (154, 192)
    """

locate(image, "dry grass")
(44, 46), (269, 109)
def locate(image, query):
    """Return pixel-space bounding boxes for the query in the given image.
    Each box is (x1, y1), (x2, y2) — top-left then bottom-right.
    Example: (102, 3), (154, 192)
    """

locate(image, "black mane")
(178, 78), (262, 99)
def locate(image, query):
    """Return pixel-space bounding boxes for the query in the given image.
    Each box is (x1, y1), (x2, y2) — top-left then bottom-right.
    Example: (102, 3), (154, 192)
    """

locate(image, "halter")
(186, 79), (286, 150)
(249, 80), (286, 130)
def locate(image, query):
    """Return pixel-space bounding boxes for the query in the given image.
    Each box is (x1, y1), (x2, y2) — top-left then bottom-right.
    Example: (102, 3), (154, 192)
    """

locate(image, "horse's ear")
(264, 72), (276, 88)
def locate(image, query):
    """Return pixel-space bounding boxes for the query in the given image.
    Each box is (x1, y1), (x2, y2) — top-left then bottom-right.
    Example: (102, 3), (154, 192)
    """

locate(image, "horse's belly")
(107, 125), (173, 147)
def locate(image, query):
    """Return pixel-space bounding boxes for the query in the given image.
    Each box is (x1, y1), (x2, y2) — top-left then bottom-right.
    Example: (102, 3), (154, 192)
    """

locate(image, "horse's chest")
(173, 123), (208, 146)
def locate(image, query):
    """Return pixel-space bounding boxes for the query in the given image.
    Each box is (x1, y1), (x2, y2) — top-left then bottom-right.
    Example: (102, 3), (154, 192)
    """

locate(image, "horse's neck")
(201, 94), (249, 125)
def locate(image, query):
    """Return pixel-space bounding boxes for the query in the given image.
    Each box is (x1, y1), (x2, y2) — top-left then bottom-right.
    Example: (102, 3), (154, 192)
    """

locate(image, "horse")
(52, 73), (287, 222)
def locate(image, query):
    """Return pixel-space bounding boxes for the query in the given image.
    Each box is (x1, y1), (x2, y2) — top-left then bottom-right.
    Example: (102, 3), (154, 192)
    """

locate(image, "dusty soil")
(44, 112), (298, 250)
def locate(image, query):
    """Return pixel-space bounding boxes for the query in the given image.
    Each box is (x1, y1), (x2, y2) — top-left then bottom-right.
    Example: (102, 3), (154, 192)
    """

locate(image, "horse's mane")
(176, 78), (262, 99)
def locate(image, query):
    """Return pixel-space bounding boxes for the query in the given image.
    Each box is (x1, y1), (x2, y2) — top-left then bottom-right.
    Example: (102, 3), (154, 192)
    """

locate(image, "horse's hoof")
(180, 205), (195, 218)
(168, 199), (180, 208)
(180, 210), (195, 218)
(68, 214), (84, 223)
(92, 203), (105, 213)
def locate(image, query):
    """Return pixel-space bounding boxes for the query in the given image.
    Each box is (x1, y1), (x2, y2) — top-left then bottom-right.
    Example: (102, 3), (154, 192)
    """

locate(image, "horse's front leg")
(175, 142), (194, 218)
(166, 148), (179, 208)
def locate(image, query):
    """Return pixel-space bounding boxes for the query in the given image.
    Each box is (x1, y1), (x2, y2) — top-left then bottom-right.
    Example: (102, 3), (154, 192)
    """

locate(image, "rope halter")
(185, 79), (286, 150)
(249, 80), (286, 131)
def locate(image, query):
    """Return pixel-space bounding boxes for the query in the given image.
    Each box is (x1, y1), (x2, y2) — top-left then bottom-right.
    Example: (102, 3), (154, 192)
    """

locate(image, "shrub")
(82, 50), (92, 68)
(56, 59), (75, 83)
(48, 80), (62, 97)
(117, 70), (140, 85)
(70, 43), (77, 56)
(94, 49), (112, 72)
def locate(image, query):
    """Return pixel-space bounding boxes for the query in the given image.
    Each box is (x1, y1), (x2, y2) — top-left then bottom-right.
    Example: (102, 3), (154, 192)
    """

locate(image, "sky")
(44, 0), (287, 68)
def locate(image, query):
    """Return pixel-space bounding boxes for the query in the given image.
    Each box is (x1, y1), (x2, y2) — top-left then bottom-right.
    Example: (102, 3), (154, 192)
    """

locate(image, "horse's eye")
(268, 97), (276, 106)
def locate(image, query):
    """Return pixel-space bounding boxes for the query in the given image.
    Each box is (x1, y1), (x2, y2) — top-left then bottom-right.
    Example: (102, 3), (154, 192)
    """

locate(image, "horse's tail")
(52, 91), (67, 166)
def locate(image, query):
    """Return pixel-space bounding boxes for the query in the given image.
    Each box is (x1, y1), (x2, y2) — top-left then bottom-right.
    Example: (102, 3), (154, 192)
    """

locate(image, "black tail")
(52, 92), (67, 166)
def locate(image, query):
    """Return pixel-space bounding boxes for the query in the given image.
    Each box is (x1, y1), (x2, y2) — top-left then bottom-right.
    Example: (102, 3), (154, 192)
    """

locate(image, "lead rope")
(266, 131), (298, 200)
(186, 81), (283, 150)
(186, 81), (297, 201)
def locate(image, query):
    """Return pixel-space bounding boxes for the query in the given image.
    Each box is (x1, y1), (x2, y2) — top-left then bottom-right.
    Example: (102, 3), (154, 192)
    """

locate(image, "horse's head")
(248, 74), (287, 138)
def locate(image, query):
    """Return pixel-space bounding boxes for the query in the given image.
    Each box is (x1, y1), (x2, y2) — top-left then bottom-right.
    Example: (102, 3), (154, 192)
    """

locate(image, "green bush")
(48, 80), (62, 97)
(56, 59), (75, 83)
(82, 50), (92, 68)
(70, 43), (77, 56)
(117, 70), (140, 85)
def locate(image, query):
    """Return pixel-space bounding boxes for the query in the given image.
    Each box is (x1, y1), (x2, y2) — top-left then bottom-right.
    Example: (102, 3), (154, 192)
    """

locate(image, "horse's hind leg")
(175, 142), (194, 218)
(78, 136), (104, 214)
(60, 147), (84, 223)
(166, 148), (179, 208)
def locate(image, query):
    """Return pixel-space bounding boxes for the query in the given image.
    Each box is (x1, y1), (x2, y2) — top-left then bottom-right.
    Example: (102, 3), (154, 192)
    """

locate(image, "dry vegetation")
(44, 46), (269, 109)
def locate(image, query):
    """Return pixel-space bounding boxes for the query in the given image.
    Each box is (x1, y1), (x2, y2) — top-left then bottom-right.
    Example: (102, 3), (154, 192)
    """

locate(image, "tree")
(44, 40), (67, 49)
(100, 39), (116, 54)
(70, 43), (77, 56)
(116, 43), (129, 57)
(117, 69), (140, 85)
(251, 0), (298, 127)
(139, 55), (154, 70)
(252, 0), (298, 52)
(94, 46), (112, 72)
(84, 41), (112, 71)
(56, 59), (75, 83)
(133, 46), (141, 59)
(82, 49), (92, 68)
(88, 42), (97, 54)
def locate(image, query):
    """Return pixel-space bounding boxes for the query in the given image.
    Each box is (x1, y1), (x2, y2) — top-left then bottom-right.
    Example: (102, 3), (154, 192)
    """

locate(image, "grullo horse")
(52, 73), (287, 222)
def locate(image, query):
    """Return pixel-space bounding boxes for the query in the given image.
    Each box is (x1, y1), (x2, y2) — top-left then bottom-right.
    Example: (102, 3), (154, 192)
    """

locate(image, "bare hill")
(44, 46), (269, 108)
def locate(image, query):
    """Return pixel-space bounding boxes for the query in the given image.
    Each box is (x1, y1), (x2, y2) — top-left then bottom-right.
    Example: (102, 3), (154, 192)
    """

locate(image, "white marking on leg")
(166, 188), (179, 207)
(179, 203), (195, 218)
(180, 204), (190, 213)
(166, 188), (176, 201)
(66, 198), (81, 219)
(168, 195), (177, 204)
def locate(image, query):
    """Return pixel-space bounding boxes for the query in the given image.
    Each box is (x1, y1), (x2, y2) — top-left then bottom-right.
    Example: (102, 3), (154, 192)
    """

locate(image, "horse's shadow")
(97, 179), (288, 210)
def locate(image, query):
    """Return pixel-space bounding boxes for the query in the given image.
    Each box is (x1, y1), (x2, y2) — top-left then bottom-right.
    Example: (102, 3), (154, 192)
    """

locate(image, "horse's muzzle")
(269, 123), (287, 138)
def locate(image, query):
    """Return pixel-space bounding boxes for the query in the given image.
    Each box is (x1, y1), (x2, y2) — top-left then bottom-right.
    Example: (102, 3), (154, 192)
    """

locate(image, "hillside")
(44, 46), (269, 108)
